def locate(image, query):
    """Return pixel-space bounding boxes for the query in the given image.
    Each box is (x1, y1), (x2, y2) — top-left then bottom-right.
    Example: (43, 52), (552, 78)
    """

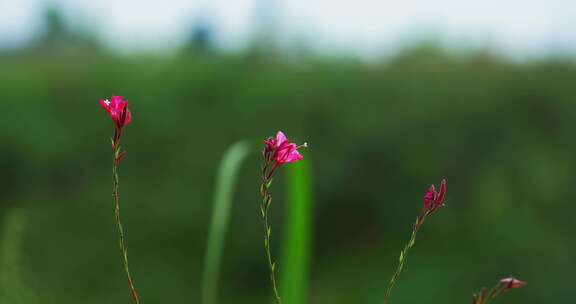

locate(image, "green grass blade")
(280, 158), (313, 304)
(202, 141), (252, 304)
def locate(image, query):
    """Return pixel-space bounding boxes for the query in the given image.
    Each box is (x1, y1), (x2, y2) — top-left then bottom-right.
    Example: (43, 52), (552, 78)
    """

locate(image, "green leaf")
(265, 196), (272, 208)
(201, 141), (252, 304)
(280, 158), (313, 304)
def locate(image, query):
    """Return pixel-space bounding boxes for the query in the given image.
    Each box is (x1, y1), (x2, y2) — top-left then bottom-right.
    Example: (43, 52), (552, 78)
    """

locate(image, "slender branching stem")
(383, 213), (428, 304)
(260, 163), (282, 304)
(112, 143), (140, 304)
(483, 283), (506, 304)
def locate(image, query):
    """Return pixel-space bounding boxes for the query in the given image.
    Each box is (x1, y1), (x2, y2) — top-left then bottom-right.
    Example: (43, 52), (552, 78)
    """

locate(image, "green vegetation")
(0, 209), (36, 304)
(281, 159), (313, 304)
(0, 47), (574, 303)
(203, 141), (252, 304)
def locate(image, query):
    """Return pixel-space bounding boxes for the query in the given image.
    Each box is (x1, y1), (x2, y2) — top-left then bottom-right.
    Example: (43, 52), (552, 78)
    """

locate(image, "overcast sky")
(1, 0), (575, 58)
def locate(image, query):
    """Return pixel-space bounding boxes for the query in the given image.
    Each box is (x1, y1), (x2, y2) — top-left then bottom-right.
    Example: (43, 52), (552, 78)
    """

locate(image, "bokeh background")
(1, 1), (575, 303)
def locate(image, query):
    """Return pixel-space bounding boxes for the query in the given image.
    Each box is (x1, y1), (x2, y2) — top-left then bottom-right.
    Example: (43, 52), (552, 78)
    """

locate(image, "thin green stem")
(263, 209), (282, 304)
(112, 146), (140, 304)
(484, 283), (506, 304)
(260, 164), (282, 304)
(383, 214), (427, 304)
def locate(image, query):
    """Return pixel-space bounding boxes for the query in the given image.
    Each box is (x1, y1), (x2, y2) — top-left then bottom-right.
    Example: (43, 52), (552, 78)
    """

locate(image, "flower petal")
(437, 179), (447, 205)
(275, 131), (288, 147)
(276, 143), (295, 163)
(99, 99), (111, 112)
(110, 95), (123, 106)
(500, 277), (526, 289)
(124, 108), (132, 126)
(284, 149), (303, 163)
(423, 185), (436, 209)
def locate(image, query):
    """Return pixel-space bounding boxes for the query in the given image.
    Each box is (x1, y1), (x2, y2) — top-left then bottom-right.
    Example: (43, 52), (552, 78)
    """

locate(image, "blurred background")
(1, 0), (575, 303)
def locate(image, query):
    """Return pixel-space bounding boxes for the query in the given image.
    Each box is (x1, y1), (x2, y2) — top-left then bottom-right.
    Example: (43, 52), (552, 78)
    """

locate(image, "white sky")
(0, 0), (575, 58)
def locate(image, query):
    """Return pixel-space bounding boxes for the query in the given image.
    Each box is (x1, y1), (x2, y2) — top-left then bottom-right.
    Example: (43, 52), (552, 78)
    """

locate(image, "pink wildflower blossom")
(260, 131), (307, 304)
(500, 277), (527, 291)
(99, 96), (132, 130)
(264, 131), (307, 165)
(423, 179), (447, 214)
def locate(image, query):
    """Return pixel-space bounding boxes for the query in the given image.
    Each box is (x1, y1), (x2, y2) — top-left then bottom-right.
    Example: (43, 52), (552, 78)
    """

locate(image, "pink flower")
(264, 131), (306, 165)
(500, 277), (526, 291)
(417, 179), (446, 226)
(423, 178), (447, 214)
(99, 96), (132, 130)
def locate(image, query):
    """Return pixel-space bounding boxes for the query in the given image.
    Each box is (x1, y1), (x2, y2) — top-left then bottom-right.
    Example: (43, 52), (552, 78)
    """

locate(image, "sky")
(0, 0), (575, 58)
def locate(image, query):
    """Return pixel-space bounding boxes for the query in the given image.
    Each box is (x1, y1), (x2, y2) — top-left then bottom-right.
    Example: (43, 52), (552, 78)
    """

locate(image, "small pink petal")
(99, 99), (111, 112)
(124, 108), (132, 126)
(423, 185), (436, 209)
(284, 150), (303, 163)
(276, 143), (295, 163)
(110, 95), (123, 106)
(437, 179), (446, 204)
(276, 131), (288, 147)
(500, 277), (526, 289)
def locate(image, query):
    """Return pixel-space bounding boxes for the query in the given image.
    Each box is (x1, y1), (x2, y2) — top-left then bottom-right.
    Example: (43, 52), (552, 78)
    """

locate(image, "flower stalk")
(100, 96), (140, 304)
(260, 131), (307, 304)
(260, 168), (282, 304)
(383, 214), (422, 304)
(383, 179), (446, 304)
(112, 143), (139, 304)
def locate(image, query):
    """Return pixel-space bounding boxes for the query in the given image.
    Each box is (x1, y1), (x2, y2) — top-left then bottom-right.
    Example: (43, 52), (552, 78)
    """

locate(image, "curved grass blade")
(202, 141), (252, 304)
(280, 158), (313, 304)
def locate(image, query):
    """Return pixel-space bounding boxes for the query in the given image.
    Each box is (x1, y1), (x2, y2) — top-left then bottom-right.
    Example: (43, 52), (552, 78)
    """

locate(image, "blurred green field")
(0, 46), (575, 303)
